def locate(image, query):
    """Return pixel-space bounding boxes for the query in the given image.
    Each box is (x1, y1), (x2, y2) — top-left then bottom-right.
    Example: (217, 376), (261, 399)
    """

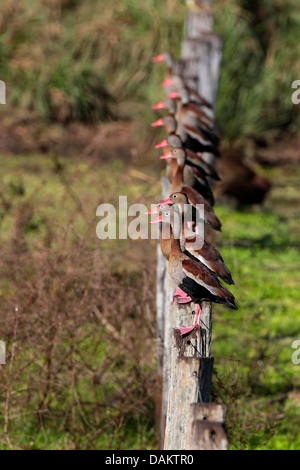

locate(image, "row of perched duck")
(147, 53), (237, 336)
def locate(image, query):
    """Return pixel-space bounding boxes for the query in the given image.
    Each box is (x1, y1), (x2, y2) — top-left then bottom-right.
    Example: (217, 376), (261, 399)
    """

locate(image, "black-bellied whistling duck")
(168, 113), (220, 156)
(163, 192), (234, 285)
(152, 114), (218, 183)
(163, 147), (222, 231)
(148, 204), (192, 305)
(152, 113), (214, 153)
(183, 149), (221, 181)
(152, 98), (177, 115)
(152, 53), (185, 94)
(153, 53), (213, 109)
(152, 95), (217, 135)
(153, 92), (220, 151)
(152, 207), (237, 335)
(152, 114), (177, 134)
(147, 200), (196, 261)
(163, 75), (213, 110)
(215, 147), (272, 206)
(166, 92), (220, 153)
(146, 203), (172, 260)
(156, 134), (221, 181)
(161, 149), (215, 207)
(152, 53), (175, 73)
(167, 88), (220, 139)
(153, 117), (181, 185)
(152, 115), (215, 205)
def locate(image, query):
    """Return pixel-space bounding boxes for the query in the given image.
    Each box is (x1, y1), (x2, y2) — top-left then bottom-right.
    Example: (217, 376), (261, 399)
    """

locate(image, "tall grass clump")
(214, 0), (300, 140)
(2, 0), (300, 140)
(0, 0), (186, 125)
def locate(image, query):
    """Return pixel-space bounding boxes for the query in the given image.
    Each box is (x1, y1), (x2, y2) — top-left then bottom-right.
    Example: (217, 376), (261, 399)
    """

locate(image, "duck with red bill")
(149, 206), (173, 261)
(157, 208), (237, 336)
(156, 134), (220, 181)
(167, 89), (221, 146)
(154, 115), (220, 158)
(168, 148), (221, 231)
(166, 192), (234, 285)
(167, 79), (214, 110)
(150, 206), (193, 304)
(159, 143), (215, 206)
(167, 90), (219, 146)
(152, 99), (177, 114)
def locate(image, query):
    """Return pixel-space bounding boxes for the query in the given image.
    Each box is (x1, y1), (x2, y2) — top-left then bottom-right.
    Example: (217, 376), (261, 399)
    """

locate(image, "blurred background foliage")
(0, 0), (300, 451)
(1, 0), (299, 140)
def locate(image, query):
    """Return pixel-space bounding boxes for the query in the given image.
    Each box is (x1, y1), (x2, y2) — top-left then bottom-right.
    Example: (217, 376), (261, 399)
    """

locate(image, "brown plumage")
(216, 147), (272, 205)
(153, 95), (220, 155)
(171, 100), (221, 155)
(155, 116), (215, 205)
(172, 88), (221, 141)
(160, 208), (237, 310)
(183, 234), (234, 285)
(164, 73), (214, 109)
(165, 193), (233, 284)
(169, 148), (222, 231)
(153, 118), (221, 180)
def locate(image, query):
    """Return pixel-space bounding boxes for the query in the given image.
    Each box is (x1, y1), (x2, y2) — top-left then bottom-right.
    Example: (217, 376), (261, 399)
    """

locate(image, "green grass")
(0, 152), (160, 450)
(210, 164), (300, 449)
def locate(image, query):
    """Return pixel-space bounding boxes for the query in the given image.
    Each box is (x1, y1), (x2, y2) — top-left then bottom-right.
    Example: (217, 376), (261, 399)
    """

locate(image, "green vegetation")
(212, 165), (300, 449)
(214, 0), (300, 139)
(0, 154), (160, 450)
(1, 0), (300, 140)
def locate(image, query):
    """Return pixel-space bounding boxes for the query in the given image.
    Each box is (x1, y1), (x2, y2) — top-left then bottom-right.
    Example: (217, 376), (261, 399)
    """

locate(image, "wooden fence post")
(156, 0), (228, 450)
(186, 403), (228, 450)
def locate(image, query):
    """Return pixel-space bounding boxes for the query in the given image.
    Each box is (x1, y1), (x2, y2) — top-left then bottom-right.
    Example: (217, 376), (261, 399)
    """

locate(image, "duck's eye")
(164, 212), (170, 217)
(172, 194), (177, 198)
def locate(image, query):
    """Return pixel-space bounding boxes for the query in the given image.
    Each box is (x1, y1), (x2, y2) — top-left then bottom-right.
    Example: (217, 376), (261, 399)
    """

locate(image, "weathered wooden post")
(156, 0), (228, 450)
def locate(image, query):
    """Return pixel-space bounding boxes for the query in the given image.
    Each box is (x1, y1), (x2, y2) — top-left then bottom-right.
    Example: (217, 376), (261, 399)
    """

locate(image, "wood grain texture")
(156, 0), (225, 450)
(164, 356), (203, 449)
(186, 403), (228, 450)
(187, 421), (228, 450)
